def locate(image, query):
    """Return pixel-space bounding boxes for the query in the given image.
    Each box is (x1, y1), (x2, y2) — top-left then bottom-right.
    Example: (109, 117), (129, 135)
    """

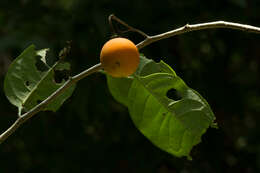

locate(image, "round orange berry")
(100, 37), (139, 77)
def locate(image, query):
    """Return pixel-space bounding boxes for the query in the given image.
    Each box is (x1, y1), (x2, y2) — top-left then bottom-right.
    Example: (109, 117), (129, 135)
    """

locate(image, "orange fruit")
(100, 37), (139, 77)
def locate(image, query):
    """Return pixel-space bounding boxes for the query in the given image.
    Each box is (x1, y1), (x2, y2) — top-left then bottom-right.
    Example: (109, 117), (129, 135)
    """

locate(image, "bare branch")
(0, 63), (103, 144)
(137, 21), (260, 50)
(109, 14), (149, 38)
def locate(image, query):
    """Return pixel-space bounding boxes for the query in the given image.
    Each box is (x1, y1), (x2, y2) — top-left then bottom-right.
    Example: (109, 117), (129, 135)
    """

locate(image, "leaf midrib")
(133, 76), (195, 156)
(133, 73), (205, 132)
(22, 61), (59, 107)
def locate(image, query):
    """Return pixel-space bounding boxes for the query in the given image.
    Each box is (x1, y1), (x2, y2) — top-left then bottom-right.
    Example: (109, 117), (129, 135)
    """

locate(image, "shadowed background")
(0, 0), (260, 172)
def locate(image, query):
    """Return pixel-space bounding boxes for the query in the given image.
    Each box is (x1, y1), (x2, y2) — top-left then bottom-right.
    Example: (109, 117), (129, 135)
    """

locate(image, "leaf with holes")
(107, 55), (216, 159)
(4, 45), (76, 114)
(106, 54), (176, 107)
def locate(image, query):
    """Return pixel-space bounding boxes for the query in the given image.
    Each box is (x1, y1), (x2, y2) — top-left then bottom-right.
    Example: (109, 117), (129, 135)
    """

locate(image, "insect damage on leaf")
(4, 45), (76, 113)
(106, 55), (217, 159)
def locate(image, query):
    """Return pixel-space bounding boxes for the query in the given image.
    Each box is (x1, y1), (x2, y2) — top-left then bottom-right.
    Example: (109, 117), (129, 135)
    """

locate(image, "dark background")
(0, 0), (260, 172)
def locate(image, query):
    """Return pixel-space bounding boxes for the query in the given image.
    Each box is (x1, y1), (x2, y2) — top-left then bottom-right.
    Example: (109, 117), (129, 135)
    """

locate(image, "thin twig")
(108, 14), (117, 37)
(137, 21), (260, 49)
(0, 63), (102, 144)
(109, 14), (149, 38)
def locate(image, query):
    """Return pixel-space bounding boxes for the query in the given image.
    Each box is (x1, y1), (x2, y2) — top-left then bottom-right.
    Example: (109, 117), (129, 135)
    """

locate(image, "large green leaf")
(106, 55), (216, 159)
(4, 45), (76, 114)
(106, 54), (175, 107)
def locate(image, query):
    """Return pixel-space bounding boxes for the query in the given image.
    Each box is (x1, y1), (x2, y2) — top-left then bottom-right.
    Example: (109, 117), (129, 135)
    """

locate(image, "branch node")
(184, 24), (191, 29)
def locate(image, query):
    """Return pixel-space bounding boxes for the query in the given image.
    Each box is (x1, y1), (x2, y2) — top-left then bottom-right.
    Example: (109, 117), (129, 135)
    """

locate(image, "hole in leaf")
(25, 81), (30, 86)
(35, 56), (49, 72)
(166, 88), (182, 101)
(54, 70), (69, 83)
(162, 112), (167, 116)
(37, 100), (42, 104)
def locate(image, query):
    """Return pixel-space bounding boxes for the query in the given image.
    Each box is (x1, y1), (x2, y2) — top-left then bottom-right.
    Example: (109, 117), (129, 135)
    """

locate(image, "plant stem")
(0, 63), (102, 144)
(137, 21), (260, 49)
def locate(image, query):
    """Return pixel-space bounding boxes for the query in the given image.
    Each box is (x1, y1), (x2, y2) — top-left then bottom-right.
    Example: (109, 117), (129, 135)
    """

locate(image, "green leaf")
(106, 55), (216, 159)
(107, 76), (132, 107)
(107, 54), (176, 107)
(4, 45), (76, 113)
